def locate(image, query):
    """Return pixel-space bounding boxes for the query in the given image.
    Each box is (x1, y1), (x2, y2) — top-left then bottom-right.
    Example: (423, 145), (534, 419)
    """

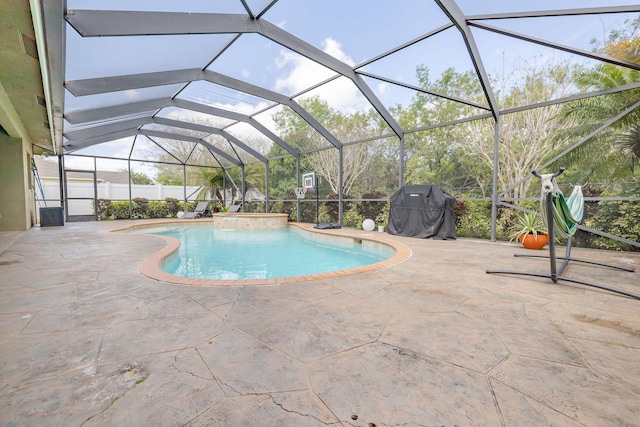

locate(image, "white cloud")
(273, 37), (368, 113)
(124, 89), (145, 100)
(253, 104), (283, 135)
(273, 50), (334, 94)
(322, 38), (355, 66)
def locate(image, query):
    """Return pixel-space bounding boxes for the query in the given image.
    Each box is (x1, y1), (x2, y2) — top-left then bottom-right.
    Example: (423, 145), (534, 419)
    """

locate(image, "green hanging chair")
(540, 177), (584, 238)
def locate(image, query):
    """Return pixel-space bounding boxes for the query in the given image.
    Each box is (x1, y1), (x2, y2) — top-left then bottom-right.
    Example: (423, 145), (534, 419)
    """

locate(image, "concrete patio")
(1, 220), (639, 426)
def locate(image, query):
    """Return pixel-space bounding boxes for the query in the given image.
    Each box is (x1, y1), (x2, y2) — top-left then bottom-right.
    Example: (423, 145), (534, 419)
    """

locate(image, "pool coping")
(110, 219), (412, 286)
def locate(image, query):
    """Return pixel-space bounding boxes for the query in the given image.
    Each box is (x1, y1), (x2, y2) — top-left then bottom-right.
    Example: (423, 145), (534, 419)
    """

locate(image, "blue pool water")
(138, 225), (392, 280)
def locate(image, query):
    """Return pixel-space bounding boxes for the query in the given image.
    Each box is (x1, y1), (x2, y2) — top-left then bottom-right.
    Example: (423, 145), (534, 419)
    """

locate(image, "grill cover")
(387, 185), (456, 239)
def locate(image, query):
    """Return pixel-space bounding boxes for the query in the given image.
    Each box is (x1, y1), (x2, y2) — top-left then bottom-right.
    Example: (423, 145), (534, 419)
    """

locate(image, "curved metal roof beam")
(466, 5), (640, 20)
(64, 97), (300, 156)
(64, 128), (138, 152)
(434, 0), (499, 120)
(469, 21), (640, 72)
(64, 127), (242, 166)
(153, 117), (268, 163)
(65, 98), (172, 124)
(66, 69), (342, 149)
(357, 71), (491, 111)
(239, 0), (255, 20)
(171, 100), (300, 156)
(64, 116), (152, 140)
(65, 10), (403, 139)
(139, 129), (241, 166)
(64, 115), (268, 164)
(68, 69), (346, 153)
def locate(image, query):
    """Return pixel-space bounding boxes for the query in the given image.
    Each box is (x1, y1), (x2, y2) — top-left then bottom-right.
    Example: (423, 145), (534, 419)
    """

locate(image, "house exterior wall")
(0, 133), (34, 231)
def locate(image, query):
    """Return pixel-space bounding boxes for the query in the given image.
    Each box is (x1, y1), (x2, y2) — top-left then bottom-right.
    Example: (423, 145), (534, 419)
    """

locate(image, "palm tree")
(196, 164), (266, 203)
(553, 63), (640, 179)
(196, 168), (224, 202)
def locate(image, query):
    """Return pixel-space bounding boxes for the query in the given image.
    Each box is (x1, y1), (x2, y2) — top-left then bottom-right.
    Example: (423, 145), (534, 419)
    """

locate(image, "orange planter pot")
(519, 233), (549, 250)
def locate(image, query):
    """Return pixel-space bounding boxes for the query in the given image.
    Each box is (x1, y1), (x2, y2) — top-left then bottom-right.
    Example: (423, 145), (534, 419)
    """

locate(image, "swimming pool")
(128, 222), (405, 284)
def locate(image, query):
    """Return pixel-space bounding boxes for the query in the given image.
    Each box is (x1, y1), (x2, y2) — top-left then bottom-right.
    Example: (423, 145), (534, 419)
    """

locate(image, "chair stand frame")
(487, 170), (639, 300)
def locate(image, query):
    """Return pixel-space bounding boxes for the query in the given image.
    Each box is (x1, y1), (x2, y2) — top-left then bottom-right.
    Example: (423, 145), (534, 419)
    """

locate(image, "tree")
(464, 62), (578, 200)
(399, 64), (576, 200)
(592, 16), (640, 64)
(272, 96), (381, 195)
(197, 169), (224, 201)
(266, 145), (298, 198)
(196, 163), (265, 202)
(119, 168), (154, 184)
(555, 18), (640, 178)
(398, 67), (493, 196)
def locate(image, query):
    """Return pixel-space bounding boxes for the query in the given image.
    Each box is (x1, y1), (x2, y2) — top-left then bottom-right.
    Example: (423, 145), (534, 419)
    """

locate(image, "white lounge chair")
(226, 202), (242, 213)
(182, 201), (208, 219)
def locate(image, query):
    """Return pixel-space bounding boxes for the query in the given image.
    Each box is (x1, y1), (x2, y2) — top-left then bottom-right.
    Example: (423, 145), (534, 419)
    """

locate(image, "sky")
(62, 0), (640, 173)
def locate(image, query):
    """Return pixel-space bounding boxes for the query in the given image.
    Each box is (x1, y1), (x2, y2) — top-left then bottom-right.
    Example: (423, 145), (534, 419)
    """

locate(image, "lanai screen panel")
(264, 0), (451, 62)
(67, 0), (247, 13)
(224, 122), (274, 159)
(59, 1), (640, 188)
(155, 108), (237, 130)
(177, 81), (275, 115)
(456, 0), (640, 15)
(206, 33), (341, 97)
(65, 85), (184, 114)
(294, 76), (395, 143)
(67, 138), (135, 160)
(139, 123), (211, 141)
(65, 28), (231, 81)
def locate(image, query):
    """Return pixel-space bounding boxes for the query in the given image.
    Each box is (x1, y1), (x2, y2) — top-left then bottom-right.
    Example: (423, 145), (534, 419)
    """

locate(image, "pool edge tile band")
(111, 220), (412, 287)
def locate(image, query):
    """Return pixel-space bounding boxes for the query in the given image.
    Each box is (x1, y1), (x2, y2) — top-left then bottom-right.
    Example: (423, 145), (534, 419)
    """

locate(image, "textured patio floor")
(1, 220), (639, 426)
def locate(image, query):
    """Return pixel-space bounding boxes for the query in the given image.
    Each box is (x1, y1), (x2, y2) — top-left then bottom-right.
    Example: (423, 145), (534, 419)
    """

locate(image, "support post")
(490, 118), (499, 242)
(338, 146), (343, 225)
(296, 156), (301, 223)
(398, 134), (404, 189)
(264, 161), (268, 213)
(58, 155), (64, 210)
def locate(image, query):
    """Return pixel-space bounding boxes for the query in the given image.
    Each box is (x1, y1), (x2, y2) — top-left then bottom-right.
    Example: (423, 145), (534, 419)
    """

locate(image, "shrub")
(584, 198), (640, 252)
(147, 201), (169, 218)
(454, 200), (468, 229)
(455, 201), (492, 239)
(184, 201), (196, 214)
(322, 200), (340, 222)
(299, 201), (316, 223)
(243, 201), (264, 213)
(132, 198), (148, 218)
(342, 207), (364, 228)
(355, 191), (388, 221)
(110, 201), (131, 219)
(95, 199), (111, 221)
(375, 202), (390, 226)
(317, 204), (333, 224)
(165, 198), (180, 217)
(320, 194), (338, 220)
(270, 201), (295, 221)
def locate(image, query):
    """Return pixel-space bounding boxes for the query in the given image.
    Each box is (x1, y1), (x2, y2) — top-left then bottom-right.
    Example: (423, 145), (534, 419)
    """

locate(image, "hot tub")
(211, 212), (289, 230)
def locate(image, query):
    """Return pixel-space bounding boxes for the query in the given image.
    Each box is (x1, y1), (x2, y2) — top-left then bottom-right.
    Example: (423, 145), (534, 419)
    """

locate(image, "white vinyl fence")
(39, 179), (200, 202)
(35, 178), (201, 220)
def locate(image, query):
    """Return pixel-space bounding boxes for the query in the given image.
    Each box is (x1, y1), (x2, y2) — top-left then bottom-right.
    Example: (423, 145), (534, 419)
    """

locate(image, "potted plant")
(375, 203), (390, 233)
(210, 200), (223, 213)
(508, 211), (549, 250)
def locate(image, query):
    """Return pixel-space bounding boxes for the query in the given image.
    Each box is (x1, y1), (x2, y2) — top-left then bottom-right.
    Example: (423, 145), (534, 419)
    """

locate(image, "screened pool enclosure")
(31, 0), (640, 249)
